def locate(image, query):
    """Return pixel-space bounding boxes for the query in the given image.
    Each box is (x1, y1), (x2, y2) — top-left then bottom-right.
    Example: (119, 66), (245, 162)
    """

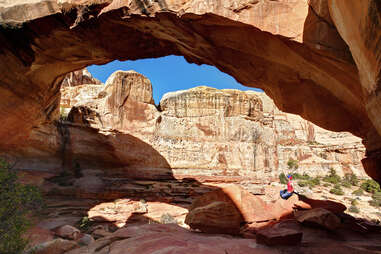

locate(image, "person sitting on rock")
(280, 174), (294, 200)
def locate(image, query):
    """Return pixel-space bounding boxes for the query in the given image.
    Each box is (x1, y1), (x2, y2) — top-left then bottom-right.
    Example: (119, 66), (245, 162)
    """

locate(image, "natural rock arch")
(0, 0), (380, 180)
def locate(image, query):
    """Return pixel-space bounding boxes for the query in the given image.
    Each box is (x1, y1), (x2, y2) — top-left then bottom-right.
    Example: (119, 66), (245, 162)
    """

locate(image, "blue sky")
(87, 55), (262, 104)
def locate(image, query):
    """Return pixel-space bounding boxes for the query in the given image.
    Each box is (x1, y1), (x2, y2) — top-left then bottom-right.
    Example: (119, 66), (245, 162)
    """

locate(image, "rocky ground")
(23, 179), (381, 254)
(13, 68), (379, 253)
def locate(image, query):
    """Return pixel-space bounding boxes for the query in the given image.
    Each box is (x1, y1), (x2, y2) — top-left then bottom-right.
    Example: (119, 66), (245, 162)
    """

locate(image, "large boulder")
(29, 238), (79, 254)
(295, 208), (341, 231)
(267, 194), (346, 221)
(297, 195), (347, 213)
(256, 227), (303, 246)
(185, 201), (243, 235)
(188, 185), (273, 223)
(53, 225), (81, 240)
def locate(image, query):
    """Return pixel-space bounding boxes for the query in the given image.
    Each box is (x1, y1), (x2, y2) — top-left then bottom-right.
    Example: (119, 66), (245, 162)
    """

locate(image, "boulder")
(188, 185), (273, 223)
(268, 195), (303, 220)
(256, 227), (303, 246)
(185, 201), (243, 235)
(295, 208), (341, 231)
(91, 228), (112, 239)
(53, 225), (81, 240)
(76, 234), (95, 246)
(297, 196), (347, 213)
(30, 238), (78, 254)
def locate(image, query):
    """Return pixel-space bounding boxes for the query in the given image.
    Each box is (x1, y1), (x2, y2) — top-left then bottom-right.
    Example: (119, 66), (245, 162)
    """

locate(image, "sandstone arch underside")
(0, 0), (380, 180)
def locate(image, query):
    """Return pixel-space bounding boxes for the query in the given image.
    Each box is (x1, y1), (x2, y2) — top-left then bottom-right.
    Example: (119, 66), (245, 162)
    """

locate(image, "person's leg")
(284, 191), (293, 199)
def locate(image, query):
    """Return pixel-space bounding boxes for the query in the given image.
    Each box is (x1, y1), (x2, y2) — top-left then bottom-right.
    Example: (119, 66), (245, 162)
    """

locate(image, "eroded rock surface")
(5, 69), (368, 188)
(0, 0), (380, 180)
(4, 69), (368, 193)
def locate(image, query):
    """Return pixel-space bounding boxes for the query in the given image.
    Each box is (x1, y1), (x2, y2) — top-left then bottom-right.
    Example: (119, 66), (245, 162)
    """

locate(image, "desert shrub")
(309, 177), (320, 186)
(323, 183), (331, 187)
(341, 180), (352, 188)
(330, 184), (344, 195)
(352, 188), (364, 196)
(287, 158), (299, 170)
(323, 168), (341, 184)
(293, 173), (310, 180)
(369, 192), (381, 207)
(279, 173), (288, 184)
(78, 216), (94, 232)
(343, 173), (359, 186)
(160, 213), (177, 224)
(349, 205), (360, 213)
(351, 199), (359, 206)
(298, 177), (320, 189)
(360, 179), (381, 194)
(0, 159), (43, 254)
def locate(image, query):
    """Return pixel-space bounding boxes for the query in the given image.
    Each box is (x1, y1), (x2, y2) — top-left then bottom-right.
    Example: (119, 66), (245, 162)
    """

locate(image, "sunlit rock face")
(0, 0), (380, 180)
(60, 69), (103, 113)
(11, 69), (365, 182)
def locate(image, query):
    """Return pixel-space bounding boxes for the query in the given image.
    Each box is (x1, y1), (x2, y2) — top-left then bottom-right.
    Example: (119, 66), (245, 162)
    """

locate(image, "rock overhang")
(0, 0), (380, 181)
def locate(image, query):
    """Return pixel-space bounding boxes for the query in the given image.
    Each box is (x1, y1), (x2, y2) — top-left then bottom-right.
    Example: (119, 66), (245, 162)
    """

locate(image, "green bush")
(0, 159), (43, 253)
(341, 180), (352, 188)
(343, 173), (359, 186)
(287, 159), (299, 170)
(78, 216), (93, 232)
(351, 199), (359, 206)
(352, 188), (364, 196)
(297, 177), (320, 189)
(323, 168), (341, 184)
(330, 184), (344, 195)
(349, 205), (360, 213)
(360, 179), (381, 194)
(293, 173), (310, 180)
(369, 192), (381, 207)
(279, 173), (288, 184)
(310, 177), (320, 186)
(323, 183), (331, 187)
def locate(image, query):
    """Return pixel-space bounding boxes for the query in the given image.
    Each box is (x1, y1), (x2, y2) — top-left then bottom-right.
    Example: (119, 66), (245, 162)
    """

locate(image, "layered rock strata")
(0, 1), (380, 180)
(8, 69), (366, 188)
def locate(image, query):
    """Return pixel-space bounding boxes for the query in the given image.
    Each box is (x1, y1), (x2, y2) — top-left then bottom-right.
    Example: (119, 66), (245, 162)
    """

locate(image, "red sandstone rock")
(188, 185), (273, 223)
(24, 226), (55, 247)
(185, 201), (243, 235)
(76, 233), (95, 246)
(0, 0), (380, 182)
(268, 195), (302, 220)
(53, 225), (81, 240)
(66, 223), (278, 254)
(295, 208), (341, 231)
(88, 199), (188, 227)
(297, 195), (347, 213)
(256, 227), (303, 246)
(30, 238), (78, 254)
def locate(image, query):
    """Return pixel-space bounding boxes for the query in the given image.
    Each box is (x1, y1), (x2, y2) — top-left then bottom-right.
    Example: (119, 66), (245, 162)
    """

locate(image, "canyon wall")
(0, 0), (379, 180)
(8, 69), (366, 183)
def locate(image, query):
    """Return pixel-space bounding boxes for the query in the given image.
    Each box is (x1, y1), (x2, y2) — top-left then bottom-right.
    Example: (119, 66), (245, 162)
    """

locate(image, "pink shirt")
(287, 181), (294, 192)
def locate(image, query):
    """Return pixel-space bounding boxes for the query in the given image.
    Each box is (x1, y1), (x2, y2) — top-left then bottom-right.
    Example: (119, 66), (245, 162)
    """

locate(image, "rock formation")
(0, 0), (380, 181)
(6, 69), (367, 185)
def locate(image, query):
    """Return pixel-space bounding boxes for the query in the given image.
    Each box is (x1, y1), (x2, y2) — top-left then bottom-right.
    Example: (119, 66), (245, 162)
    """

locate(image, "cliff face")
(0, 0), (380, 181)
(9, 69), (365, 182)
